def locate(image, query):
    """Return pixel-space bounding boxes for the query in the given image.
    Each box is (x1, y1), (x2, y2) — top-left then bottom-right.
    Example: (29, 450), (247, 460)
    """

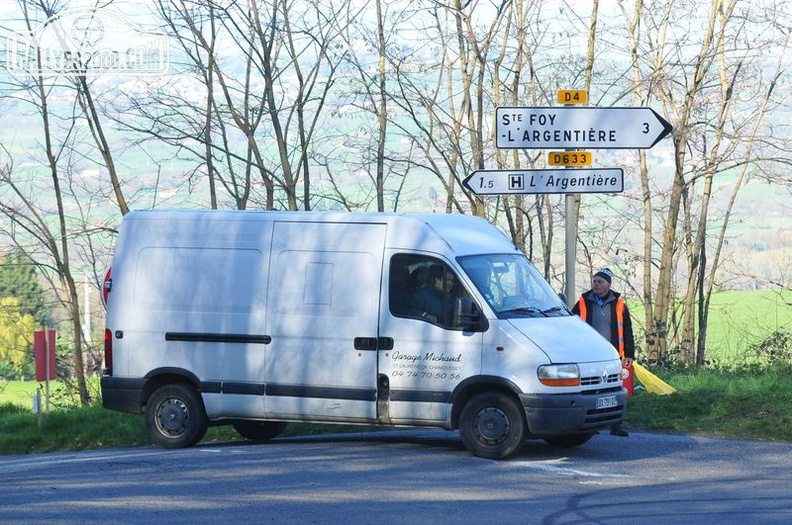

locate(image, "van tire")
(232, 421), (288, 442)
(146, 384), (208, 449)
(543, 432), (595, 448)
(459, 392), (526, 459)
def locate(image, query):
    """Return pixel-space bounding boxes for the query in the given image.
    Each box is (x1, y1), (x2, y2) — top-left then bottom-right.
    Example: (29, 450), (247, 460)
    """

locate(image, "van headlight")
(537, 364), (581, 387)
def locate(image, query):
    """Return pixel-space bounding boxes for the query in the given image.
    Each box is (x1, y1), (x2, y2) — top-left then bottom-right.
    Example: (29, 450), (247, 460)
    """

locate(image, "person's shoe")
(610, 427), (629, 437)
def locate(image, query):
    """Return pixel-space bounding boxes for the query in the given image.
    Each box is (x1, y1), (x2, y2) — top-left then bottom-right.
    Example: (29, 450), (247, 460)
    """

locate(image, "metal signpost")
(473, 95), (672, 304)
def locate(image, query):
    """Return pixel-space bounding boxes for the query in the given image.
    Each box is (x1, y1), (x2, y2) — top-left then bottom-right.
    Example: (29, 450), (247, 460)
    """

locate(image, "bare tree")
(692, 20), (792, 363)
(615, 0), (792, 364)
(363, 1), (513, 216)
(128, 0), (352, 211)
(0, 147), (92, 404)
(21, 0), (133, 215)
(495, 1), (556, 273)
(3, 0), (792, 381)
(0, 0), (112, 404)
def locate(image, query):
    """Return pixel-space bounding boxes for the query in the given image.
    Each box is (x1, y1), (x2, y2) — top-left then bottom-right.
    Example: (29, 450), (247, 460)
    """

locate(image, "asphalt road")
(2, 429), (791, 524)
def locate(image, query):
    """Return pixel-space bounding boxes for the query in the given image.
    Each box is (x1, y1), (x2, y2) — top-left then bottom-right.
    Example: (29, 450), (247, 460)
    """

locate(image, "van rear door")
(264, 220), (386, 421)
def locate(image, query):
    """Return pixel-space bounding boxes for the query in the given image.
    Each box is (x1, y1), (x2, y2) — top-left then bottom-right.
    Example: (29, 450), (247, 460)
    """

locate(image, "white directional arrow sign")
(496, 107), (672, 149)
(463, 168), (624, 195)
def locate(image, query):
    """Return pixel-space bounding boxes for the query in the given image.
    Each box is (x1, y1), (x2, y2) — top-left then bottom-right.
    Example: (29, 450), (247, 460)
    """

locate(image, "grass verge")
(625, 364), (792, 442)
(2, 365), (790, 455)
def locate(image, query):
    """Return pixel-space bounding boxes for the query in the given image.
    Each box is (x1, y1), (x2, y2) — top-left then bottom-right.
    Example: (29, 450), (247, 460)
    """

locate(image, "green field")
(1, 380), (47, 408)
(703, 289), (792, 363)
(0, 377), (101, 411)
(627, 289), (792, 364)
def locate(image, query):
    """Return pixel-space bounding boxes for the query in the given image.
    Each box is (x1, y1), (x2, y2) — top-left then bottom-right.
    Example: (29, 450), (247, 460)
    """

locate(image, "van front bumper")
(101, 376), (146, 414)
(518, 388), (627, 436)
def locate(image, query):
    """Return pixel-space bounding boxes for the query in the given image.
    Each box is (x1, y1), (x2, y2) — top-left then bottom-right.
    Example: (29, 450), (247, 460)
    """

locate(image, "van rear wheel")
(233, 421), (288, 442)
(459, 392), (526, 459)
(146, 384), (208, 449)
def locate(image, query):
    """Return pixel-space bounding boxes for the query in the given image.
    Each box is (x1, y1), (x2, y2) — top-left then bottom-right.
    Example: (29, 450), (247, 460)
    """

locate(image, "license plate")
(596, 395), (618, 409)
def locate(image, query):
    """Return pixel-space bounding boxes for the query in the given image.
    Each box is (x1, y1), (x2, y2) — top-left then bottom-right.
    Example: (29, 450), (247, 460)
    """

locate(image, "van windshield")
(458, 254), (570, 318)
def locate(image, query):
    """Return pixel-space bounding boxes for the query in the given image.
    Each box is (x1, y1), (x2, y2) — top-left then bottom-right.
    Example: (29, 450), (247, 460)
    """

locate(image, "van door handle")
(354, 337), (378, 350)
(353, 337), (394, 350)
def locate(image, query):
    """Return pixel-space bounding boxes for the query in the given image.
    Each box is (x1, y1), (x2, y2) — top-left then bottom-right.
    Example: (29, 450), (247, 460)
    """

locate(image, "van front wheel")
(459, 392), (526, 459)
(146, 384), (208, 449)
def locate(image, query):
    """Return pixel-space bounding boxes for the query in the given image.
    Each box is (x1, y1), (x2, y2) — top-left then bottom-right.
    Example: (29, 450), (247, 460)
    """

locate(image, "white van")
(101, 210), (625, 459)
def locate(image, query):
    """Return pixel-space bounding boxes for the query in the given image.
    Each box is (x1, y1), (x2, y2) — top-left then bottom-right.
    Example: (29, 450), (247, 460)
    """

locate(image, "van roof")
(121, 210), (519, 257)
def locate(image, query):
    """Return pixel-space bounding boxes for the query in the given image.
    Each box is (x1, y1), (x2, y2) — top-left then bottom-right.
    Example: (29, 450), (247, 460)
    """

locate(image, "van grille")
(585, 405), (623, 425)
(580, 373), (621, 387)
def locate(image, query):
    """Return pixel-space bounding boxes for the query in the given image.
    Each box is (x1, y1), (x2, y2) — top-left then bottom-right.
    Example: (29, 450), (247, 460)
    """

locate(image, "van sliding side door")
(263, 221), (386, 421)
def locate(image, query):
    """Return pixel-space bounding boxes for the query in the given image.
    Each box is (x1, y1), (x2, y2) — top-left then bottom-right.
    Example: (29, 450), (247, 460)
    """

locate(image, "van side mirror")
(557, 292), (575, 313)
(454, 297), (487, 332)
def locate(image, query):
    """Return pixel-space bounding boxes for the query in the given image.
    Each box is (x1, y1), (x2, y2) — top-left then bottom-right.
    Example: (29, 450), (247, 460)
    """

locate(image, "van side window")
(389, 254), (469, 329)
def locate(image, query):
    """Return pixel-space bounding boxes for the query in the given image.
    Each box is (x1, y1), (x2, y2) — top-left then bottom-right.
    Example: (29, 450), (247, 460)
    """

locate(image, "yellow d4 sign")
(557, 90), (588, 104)
(548, 151), (592, 166)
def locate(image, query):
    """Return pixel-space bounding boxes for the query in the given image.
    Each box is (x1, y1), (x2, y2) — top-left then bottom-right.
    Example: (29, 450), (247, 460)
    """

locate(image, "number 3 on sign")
(548, 151), (593, 166)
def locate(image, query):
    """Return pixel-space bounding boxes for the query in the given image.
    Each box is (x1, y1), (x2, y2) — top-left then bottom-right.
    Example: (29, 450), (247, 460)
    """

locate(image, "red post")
(34, 329), (56, 382)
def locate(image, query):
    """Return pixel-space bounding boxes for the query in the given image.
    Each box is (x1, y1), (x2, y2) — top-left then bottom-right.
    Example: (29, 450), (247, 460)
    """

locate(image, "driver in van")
(412, 265), (458, 324)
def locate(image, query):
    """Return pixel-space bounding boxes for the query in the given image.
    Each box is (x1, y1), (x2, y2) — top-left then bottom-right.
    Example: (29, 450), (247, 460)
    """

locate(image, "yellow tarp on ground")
(633, 362), (677, 395)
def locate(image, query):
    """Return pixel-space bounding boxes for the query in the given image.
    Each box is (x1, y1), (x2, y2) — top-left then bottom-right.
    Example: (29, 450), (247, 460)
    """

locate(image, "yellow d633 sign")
(548, 151), (592, 166)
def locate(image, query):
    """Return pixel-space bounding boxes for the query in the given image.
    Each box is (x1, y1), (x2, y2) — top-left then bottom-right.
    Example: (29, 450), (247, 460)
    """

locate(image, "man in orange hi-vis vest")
(572, 268), (635, 437)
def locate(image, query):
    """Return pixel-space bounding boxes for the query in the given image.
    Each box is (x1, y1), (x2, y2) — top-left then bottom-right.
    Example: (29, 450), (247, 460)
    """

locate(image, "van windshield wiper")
(500, 306), (548, 317)
(540, 306), (568, 316)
